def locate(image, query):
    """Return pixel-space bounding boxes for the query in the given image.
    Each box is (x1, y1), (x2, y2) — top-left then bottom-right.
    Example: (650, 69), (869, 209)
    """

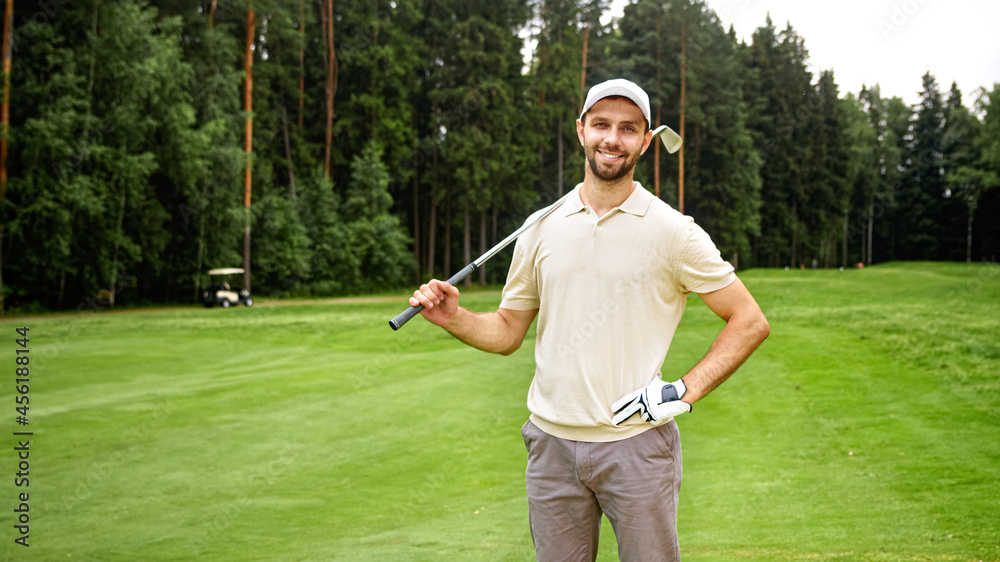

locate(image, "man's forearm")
(443, 307), (529, 356)
(409, 279), (535, 354)
(681, 310), (769, 403)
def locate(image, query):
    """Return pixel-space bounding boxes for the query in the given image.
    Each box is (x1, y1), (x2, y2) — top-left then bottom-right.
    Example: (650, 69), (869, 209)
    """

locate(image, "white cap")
(579, 79), (651, 128)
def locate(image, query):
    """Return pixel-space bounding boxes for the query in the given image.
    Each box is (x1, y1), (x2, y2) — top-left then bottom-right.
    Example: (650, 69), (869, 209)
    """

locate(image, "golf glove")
(611, 377), (691, 426)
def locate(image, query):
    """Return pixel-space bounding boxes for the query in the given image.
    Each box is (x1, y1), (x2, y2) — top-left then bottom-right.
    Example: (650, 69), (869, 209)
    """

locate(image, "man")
(408, 78), (770, 561)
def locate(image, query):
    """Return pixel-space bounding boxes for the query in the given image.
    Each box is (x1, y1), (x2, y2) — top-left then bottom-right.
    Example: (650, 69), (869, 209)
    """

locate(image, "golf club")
(388, 192), (572, 330)
(388, 124), (683, 331)
(652, 125), (683, 154)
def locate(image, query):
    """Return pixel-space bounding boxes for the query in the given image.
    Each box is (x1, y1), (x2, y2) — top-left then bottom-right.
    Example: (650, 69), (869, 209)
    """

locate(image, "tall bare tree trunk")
(281, 105), (296, 197)
(654, 106), (661, 198)
(678, 22), (686, 214)
(537, 19), (547, 183)
(243, 3), (255, 293)
(653, 11), (661, 198)
(579, 26), (589, 112)
(208, 0), (217, 30)
(327, 0), (337, 164)
(319, 0), (328, 175)
(321, 0), (336, 178)
(0, 0), (12, 315)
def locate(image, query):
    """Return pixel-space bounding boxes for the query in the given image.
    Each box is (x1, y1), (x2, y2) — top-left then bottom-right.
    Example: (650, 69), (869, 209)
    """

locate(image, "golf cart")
(203, 268), (253, 308)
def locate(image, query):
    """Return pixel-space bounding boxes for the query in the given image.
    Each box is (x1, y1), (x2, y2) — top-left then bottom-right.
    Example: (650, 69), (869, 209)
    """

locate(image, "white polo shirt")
(500, 182), (735, 442)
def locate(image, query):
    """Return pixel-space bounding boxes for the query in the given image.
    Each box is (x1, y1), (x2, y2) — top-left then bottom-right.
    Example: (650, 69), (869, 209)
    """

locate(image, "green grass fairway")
(2, 262), (998, 561)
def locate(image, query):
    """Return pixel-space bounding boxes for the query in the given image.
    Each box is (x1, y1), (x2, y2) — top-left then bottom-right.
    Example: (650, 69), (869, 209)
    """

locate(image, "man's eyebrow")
(613, 119), (644, 128)
(588, 114), (643, 126)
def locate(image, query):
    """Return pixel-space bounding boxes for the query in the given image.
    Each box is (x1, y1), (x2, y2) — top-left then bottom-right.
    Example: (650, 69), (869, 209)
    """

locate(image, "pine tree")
(672, 7), (762, 265)
(745, 16), (813, 267)
(345, 140), (414, 290)
(614, 0), (679, 198)
(946, 85), (1000, 262)
(0, 0), (11, 313)
(973, 85), (1000, 260)
(879, 95), (911, 262)
(529, 0), (592, 199)
(802, 70), (849, 268)
(898, 72), (950, 260)
(842, 92), (879, 267)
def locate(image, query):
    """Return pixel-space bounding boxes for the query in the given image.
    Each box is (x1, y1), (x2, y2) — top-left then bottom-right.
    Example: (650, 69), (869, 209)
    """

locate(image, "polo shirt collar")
(619, 182), (654, 216)
(562, 185), (587, 216)
(563, 182), (654, 217)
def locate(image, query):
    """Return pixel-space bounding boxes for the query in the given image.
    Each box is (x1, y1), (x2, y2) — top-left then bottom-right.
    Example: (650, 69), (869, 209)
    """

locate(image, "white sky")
(605, 0), (1000, 106)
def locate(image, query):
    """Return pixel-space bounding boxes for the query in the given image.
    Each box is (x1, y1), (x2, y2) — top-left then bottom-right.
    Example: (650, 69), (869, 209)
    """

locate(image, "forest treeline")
(1, 0), (998, 313)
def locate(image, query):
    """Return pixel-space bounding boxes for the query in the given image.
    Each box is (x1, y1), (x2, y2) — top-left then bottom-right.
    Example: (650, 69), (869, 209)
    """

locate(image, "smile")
(598, 151), (624, 162)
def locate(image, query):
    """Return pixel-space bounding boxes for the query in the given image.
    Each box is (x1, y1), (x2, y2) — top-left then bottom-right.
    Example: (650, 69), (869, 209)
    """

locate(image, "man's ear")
(639, 128), (654, 155)
(576, 119), (585, 146)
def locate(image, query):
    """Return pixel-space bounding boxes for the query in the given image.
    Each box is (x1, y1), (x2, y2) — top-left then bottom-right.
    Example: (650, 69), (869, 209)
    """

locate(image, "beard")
(584, 143), (642, 182)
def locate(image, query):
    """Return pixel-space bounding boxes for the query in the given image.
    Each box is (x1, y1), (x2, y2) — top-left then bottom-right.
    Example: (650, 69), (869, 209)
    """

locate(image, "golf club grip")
(389, 303), (423, 331)
(388, 263), (478, 331)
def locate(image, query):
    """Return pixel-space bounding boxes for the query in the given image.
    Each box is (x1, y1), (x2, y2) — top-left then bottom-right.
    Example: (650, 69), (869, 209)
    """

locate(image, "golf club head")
(651, 125), (683, 154)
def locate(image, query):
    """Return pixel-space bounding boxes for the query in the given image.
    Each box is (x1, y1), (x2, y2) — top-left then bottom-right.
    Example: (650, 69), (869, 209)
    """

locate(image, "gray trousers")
(521, 419), (683, 562)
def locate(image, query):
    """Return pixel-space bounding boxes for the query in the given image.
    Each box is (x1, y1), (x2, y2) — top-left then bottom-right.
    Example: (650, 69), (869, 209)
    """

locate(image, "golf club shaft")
(389, 193), (570, 331)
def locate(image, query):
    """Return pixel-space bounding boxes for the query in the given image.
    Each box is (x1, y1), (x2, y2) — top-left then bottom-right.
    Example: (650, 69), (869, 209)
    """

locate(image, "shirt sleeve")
(499, 237), (540, 310)
(676, 222), (736, 294)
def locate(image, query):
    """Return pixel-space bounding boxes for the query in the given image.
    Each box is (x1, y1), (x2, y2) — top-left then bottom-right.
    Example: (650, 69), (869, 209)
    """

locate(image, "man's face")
(577, 97), (653, 182)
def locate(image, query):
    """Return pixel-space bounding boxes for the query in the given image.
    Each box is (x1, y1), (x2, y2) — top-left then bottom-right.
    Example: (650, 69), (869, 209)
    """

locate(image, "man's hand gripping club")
(611, 377), (691, 425)
(409, 279), (460, 328)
